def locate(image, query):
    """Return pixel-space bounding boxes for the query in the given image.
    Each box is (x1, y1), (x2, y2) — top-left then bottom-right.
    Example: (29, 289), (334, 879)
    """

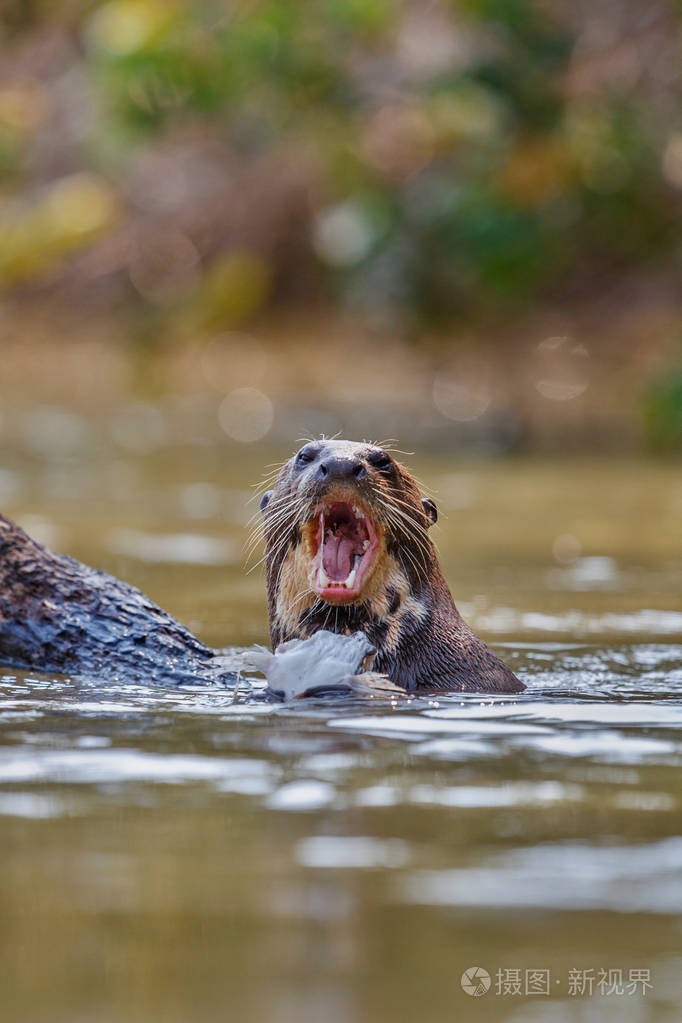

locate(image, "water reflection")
(402, 836), (682, 913)
(2, 636), (682, 1022)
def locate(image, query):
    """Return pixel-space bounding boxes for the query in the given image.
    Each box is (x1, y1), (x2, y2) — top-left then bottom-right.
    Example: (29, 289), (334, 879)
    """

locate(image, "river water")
(1, 436), (681, 1022)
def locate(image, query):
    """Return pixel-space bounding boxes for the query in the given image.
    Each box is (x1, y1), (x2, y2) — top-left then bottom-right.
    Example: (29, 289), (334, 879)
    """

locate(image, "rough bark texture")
(0, 513), (235, 685)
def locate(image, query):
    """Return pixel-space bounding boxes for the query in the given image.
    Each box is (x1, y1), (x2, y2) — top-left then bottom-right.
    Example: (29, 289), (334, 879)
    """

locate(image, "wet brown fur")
(260, 440), (524, 694)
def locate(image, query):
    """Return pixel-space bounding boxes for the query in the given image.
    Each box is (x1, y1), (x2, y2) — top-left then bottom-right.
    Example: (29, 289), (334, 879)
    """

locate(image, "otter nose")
(318, 456), (366, 481)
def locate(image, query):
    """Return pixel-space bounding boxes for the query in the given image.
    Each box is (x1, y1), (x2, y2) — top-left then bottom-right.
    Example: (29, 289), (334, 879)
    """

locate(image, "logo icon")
(461, 967), (491, 997)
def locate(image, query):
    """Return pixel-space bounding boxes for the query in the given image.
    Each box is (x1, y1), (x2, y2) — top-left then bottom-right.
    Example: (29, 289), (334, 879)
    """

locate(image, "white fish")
(249, 630), (405, 700)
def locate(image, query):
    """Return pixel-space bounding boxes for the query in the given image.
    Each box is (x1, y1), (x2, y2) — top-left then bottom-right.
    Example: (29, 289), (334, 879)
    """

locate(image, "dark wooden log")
(0, 513), (236, 686)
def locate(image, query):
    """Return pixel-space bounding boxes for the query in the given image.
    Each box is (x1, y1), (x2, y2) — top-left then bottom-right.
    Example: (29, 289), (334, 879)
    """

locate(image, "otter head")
(260, 439), (438, 647)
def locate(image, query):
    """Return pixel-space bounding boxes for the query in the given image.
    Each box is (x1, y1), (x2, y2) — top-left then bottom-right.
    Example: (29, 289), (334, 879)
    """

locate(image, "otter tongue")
(322, 534), (356, 581)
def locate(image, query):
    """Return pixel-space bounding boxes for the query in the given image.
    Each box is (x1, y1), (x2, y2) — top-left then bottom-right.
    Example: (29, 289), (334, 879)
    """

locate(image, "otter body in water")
(260, 439), (523, 694)
(0, 440), (521, 694)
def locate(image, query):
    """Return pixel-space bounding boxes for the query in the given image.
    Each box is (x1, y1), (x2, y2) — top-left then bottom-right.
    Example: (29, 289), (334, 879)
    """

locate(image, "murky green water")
(1, 434), (682, 1022)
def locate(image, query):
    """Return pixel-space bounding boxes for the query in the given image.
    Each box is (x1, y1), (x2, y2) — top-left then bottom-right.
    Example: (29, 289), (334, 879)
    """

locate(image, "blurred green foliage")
(642, 356), (682, 452)
(0, 0), (680, 326)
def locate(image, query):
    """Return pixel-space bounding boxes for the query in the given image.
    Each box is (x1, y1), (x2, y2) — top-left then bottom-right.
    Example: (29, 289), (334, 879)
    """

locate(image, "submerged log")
(0, 513), (236, 685)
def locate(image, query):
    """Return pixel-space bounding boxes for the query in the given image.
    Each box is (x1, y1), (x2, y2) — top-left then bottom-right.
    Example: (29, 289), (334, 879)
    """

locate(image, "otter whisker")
(378, 516), (430, 577)
(383, 489), (435, 523)
(257, 499), (307, 535)
(263, 527), (298, 565)
(375, 498), (431, 560)
(268, 515), (308, 592)
(251, 465), (286, 489)
(246, 491), (300, 542)
(246, 512), (289, 553)
(253, 504), (300, 533)
(393, 539), (424, 581)
(248, 523), (295, 571)
(292, 589), (315, 612)
(372, 439), (416, 458)
(258, 519), (305, 559)
(279, 586), (315, 618)
(401, 471), (437, 499)
(377, 497), (431, 547)
(247, 509), (304, 569)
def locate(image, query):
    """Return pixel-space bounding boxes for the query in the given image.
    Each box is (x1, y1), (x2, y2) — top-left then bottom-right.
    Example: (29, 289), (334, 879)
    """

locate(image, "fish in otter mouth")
(258, 439), (524, 694)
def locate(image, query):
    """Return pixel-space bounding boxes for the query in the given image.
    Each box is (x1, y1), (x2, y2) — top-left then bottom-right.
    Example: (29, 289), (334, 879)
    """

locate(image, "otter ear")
(422, 498), (437, 526)
(260, 490), (273, 513)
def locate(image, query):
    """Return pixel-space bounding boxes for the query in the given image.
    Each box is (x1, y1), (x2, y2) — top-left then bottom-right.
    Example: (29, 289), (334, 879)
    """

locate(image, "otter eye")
(296, 446), (316, 465)
(368, 451), (392, 471)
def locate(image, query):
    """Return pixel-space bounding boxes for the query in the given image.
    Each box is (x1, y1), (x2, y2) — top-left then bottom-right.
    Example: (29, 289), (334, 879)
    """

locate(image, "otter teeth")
(340, 556), (363, 588)
(344, 565), (357, 588)
(316, 556), (362, 590)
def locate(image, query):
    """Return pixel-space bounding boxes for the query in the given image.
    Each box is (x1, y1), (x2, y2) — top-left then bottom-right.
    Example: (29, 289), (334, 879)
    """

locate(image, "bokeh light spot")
(313, 202), (374, 267)
(433, 373), (491, 422)
(219, 388), (274, 443)
(85, 0), (172, 57)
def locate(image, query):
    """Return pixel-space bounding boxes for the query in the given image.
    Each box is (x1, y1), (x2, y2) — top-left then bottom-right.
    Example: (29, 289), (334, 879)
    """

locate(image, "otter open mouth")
(310, 501), (379, 603)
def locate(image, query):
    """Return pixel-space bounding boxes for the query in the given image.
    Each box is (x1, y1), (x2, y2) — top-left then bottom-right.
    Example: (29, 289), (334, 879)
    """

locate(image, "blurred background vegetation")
(1, 0), (682, 451)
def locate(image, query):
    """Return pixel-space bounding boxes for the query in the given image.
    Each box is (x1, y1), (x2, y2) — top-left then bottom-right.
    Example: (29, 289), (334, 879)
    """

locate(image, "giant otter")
(259, 439), (524, 693)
